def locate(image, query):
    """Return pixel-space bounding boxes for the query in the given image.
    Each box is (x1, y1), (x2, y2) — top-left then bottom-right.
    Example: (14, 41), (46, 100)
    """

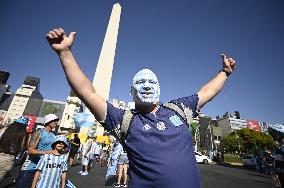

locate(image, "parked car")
(194, 152), (212, 164)
(242, 155), (256, 167)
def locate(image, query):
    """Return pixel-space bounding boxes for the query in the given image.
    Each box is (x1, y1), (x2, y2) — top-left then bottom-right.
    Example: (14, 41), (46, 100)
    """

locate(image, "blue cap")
(15, 116), (31, 125)
(52, 135), (69, 148)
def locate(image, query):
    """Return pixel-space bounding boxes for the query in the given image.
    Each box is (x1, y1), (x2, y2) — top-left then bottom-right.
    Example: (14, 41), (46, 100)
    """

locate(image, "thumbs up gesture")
(46, 28), (76, 54)
(220, 54), (236, 75)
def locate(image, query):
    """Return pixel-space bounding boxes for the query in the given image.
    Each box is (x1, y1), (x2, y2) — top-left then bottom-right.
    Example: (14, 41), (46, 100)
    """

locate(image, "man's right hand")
(46, 28), (76, 54)
(45, 27), (107, 123)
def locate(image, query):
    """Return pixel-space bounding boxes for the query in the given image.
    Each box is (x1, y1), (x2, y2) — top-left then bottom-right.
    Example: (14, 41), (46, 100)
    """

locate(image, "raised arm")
(197, 54), (236, 110)
(46, 28), (106, 121)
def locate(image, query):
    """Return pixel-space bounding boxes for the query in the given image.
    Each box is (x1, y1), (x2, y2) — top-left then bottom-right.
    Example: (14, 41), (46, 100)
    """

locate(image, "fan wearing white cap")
(27, 114), (60, 156)
(16, 114), (60, 188)
(31, 135), (69, 188)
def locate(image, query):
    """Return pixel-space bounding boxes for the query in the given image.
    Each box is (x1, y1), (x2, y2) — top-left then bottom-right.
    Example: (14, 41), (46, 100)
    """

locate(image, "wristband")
(219, 68), (231, 77)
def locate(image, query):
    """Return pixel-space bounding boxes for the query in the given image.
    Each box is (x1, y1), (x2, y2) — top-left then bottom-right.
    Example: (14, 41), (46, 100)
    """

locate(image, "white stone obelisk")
(92, 3), (121, 100)
(84, 3), (122, 135)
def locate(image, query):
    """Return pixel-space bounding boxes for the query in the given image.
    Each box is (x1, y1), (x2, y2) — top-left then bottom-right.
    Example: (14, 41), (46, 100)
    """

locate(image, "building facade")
(59, 91), (83, 131)
(3, 76), (43, 125)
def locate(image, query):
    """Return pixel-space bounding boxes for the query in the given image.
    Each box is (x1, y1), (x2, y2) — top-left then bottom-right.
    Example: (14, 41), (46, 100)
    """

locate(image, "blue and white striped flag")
(66, 179), (76, 188)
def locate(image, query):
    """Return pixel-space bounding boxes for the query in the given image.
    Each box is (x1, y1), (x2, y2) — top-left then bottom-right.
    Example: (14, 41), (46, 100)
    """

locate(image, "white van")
(194, 152), (212, 164)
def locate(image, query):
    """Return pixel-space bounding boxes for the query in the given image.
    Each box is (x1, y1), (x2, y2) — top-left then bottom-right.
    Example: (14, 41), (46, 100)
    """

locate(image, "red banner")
(24, 115), (36, 133)
(247, 120), (261, 132)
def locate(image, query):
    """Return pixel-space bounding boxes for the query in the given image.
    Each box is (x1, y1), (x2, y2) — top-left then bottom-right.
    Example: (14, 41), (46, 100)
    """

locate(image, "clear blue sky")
(0, 0), (283, 124)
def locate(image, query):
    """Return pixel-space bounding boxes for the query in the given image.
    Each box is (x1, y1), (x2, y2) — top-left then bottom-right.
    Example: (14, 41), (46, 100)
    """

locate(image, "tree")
(42, 103), (59, 116)
(190, 122), (199, 137)
(220, 128), (277, 154)
(219, 133), (243, 154)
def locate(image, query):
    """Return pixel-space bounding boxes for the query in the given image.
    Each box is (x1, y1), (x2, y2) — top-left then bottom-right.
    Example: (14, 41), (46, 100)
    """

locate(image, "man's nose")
(144, 81), (151, 88)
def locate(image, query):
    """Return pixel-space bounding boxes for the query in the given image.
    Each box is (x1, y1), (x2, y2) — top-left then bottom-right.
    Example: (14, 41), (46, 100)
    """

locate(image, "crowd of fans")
(252, 143), (284, 187)
(2, 113), (284, 188)
(0, 114), (129, 188)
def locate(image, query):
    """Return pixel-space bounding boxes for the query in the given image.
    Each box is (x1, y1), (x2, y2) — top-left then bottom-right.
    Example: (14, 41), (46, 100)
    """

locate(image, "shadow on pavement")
(217, 162), (243, 169)
(253, 179), (275, 185)
(71, 163), (81, 167)
(248, 173), (271, 179)
(216, 162), (258, 171)
(105, 175), (116, 186)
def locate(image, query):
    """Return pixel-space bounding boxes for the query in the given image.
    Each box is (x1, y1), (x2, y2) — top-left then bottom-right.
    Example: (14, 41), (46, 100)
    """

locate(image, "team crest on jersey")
(143, 124), (151, 130)
(169, 115), (183, 127)
(157, 122), (166, 131)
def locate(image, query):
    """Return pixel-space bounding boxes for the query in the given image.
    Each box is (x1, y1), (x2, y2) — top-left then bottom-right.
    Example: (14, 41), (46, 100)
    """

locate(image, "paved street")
(199, 164), (275, 188)
(0, 162), (277, 188)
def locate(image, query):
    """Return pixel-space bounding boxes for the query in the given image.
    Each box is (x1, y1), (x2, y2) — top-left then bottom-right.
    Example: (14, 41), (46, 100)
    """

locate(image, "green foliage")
(42, 103), (59, 116)
(219, 134), (243, 154)
(223, 154), (241, 163)
(190, 122), (199, 136)
(220, 128), (277, 154)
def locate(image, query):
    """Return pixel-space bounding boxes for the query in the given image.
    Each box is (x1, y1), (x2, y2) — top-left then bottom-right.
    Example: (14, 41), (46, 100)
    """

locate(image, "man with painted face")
(46, 28), (236, 188)
(131, 69), (160, 106)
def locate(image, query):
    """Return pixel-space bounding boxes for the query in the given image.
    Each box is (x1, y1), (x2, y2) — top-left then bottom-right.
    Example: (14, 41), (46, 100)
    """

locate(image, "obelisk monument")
(83, 3), (122, 135)
(91, 3), (121, 101)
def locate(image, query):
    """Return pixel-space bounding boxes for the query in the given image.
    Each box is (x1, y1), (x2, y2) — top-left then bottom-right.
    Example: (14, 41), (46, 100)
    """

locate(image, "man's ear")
(130, 85), (134, 96)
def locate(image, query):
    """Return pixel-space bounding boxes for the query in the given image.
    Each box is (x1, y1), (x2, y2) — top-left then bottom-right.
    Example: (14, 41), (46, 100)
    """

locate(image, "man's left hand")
(221, 54), (236, 74)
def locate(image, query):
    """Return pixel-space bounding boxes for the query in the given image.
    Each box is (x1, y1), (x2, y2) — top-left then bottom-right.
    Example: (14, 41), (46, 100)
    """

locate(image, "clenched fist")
(46, 28), (76, 54)
(220, 54), (236, 75)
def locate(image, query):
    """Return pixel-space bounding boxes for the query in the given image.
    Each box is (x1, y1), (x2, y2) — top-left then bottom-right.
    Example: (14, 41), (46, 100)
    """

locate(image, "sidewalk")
(229, 162), (243, 166)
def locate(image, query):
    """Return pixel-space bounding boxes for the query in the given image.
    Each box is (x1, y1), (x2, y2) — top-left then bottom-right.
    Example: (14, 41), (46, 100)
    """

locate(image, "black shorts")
(69, 150), (78, 159)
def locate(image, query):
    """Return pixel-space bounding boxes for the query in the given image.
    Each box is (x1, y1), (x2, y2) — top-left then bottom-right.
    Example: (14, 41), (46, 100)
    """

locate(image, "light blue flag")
(105, 142), (123, 186)
(66, 179), (76, 188)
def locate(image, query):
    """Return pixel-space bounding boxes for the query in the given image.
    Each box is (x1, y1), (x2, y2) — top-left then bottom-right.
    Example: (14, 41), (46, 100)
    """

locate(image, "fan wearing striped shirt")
(31, 136), (69, 188)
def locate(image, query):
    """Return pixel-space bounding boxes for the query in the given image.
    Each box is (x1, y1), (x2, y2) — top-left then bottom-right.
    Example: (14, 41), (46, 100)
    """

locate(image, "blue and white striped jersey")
(35, 154), (68, 188)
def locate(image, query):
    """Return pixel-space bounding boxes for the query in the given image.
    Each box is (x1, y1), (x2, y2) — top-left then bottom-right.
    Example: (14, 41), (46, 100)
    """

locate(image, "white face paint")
(131, 69), (160, 105)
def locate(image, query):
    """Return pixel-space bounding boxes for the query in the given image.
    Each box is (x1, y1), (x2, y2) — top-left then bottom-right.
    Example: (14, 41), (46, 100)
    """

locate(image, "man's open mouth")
(140, 92), (153, 95)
